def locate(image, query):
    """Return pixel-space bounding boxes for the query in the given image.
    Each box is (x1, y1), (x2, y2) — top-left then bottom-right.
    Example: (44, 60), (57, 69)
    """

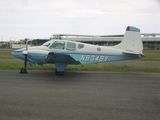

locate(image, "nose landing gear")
(20, 55), (28, 74)
(20, 68), (28, 74)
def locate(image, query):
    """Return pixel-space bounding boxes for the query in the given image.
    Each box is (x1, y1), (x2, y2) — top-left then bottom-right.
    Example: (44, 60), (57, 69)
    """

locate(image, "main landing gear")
(55, 69), (64, 76)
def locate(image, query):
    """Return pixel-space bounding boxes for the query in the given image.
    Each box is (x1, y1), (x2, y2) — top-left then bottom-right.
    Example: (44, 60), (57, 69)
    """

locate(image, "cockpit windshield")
(42, 40), (55, 47)
(42, 40), (65, 49)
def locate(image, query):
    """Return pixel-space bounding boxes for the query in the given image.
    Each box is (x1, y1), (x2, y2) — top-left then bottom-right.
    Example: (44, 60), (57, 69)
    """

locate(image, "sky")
(0, 0), (160, 41)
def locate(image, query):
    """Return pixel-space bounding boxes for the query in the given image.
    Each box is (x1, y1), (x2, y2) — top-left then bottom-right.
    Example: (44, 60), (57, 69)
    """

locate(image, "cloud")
(0, 0), (160, 40)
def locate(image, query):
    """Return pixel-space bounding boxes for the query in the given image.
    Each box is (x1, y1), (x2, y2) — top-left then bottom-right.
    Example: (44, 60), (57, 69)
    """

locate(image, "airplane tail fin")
(114, 26), (143, 55)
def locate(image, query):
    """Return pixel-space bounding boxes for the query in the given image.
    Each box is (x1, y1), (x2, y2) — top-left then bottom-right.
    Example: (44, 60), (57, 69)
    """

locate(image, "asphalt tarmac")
(0, 70), (160, 120)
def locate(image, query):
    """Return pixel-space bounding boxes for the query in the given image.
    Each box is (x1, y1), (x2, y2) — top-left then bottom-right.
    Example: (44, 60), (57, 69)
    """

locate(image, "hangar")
(48, 33), (160, 49)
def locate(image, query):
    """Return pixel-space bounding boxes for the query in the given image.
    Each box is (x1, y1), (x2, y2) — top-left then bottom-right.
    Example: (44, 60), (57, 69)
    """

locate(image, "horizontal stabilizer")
(122, 51), (145, 57)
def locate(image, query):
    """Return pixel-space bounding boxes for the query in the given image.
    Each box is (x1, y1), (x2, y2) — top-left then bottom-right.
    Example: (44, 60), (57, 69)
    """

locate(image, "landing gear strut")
(55, 69), (64, 76)
(20, 55), (28, 74)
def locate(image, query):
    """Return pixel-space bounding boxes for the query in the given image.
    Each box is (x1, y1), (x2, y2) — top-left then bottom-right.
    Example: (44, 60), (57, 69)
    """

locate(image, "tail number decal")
(80, 55), (109, 62)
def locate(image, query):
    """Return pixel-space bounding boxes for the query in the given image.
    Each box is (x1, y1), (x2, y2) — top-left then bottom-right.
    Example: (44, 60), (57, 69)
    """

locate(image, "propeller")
(20, 39), (32, 74)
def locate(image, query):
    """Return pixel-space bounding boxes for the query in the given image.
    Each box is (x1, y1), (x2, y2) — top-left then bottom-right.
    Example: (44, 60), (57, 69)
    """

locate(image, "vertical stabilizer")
(114, 26), (143, 55)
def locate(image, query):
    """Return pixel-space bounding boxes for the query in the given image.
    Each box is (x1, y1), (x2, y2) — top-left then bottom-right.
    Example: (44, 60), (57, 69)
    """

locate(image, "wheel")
(55, 69), (64, 76)
(20, 68), (28, 74)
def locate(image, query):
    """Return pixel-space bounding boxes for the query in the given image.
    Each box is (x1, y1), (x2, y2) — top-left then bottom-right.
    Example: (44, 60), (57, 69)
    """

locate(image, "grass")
(0, 51), (160, 72)
(0, 52), (15, 59)
(0, 62), (54, 70)
(0, 62), (160, 72)
(138, 54), (160, 61)
(67, 64), (160, 72)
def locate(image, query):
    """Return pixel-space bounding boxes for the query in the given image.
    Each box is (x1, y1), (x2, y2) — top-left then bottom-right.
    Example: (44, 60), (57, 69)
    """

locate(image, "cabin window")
(50, 41), (65, 49)
(66, 42), (76, 50)
(78, 44), (84, 49)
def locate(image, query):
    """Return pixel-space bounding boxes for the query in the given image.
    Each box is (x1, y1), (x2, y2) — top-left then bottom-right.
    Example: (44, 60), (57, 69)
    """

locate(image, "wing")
(45, 52), (82, 72)
(46, 52), (81, 64)
(46, 52), (110, 65)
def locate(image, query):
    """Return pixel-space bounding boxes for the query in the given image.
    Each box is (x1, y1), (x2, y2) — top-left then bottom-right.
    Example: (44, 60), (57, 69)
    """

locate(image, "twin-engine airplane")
(12, 26), (144, 76)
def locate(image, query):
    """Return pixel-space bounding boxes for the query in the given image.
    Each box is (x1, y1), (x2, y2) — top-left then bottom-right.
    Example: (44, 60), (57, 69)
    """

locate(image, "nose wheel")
(20, 67), (28, 74)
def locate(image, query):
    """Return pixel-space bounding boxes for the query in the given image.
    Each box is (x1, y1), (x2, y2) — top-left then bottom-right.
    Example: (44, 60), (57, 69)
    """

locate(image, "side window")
(66, 42), (76, 50)
(50, 41), (65, 49)
(78, 44), (84, 49)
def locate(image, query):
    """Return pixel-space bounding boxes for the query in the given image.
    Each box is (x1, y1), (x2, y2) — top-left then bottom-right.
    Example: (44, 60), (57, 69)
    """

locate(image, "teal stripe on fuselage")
(69, 53), (140, 64)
